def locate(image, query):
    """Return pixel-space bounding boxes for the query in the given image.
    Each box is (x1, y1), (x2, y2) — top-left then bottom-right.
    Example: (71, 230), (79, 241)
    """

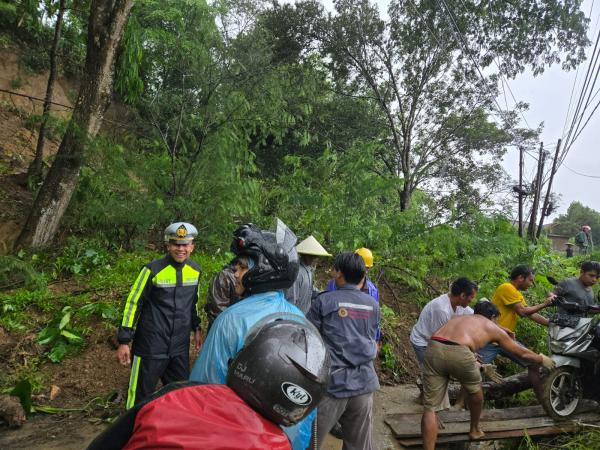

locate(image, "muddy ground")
(0, 385), (420, 450)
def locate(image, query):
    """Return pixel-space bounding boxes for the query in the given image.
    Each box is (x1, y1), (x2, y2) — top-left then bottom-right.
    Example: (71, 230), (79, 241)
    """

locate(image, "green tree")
(315, 0), (588, 212)
(27, 0), (67, 185)
(16, 0), (134, 249)
(552, 202), (600, 242)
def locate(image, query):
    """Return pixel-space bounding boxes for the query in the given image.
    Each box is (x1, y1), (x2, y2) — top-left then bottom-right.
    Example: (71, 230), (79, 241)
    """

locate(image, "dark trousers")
(126, 353), (189, 409)
(314, 392), (375, 450)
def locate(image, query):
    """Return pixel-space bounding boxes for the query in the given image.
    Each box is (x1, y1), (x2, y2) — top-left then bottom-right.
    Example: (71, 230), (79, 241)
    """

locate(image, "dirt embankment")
(0, 45), (138, 254)
(0, 46), (77, 254)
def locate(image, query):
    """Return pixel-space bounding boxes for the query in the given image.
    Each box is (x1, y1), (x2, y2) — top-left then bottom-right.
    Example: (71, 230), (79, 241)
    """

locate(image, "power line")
(562, 162), (600, 179)
(560, 14), (600, 163)
(436, 0), (506, 115)
(569, 95), (600, 146)
(437, 0), (544, 183)
(562, 0), (598, 137)
(455, 0), (532, 130)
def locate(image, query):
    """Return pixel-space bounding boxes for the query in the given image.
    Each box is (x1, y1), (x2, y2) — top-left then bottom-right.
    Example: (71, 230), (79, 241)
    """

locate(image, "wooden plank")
(387, 412), (600, 438)
(386, 405), (544, 426)
(397, 423), (579, 447)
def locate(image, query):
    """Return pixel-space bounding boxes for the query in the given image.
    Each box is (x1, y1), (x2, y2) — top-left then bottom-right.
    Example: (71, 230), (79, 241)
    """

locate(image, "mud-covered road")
(0, 385), (422, 450)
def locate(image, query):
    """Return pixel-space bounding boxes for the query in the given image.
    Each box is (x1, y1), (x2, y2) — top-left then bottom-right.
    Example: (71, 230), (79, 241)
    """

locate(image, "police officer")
(116, 222), (202, 408)
(88, 319), (330, 450)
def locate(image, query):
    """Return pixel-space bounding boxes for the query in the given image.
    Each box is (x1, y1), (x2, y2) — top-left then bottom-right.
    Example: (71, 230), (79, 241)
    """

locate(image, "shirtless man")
(421, 300), (555, 450)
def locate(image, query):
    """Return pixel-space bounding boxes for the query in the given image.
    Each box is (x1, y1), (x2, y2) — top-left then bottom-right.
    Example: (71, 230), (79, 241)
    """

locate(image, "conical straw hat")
(295, 235), (332, 257)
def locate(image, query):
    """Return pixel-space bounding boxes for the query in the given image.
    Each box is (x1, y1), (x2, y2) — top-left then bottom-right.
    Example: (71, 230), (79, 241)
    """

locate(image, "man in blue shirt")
(189, 221), (315, 450)
(308, 252), (380, 450)
(327, 247), (381, 342)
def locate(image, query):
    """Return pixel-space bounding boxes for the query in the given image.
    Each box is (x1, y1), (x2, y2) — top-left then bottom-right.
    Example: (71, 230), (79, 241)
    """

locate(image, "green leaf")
(48, 342), (68, 363)
(60, 330), (83, 343)
(10, 379), (33, 414)
(38, 327), (59, 345)
(58, 311), (72, 330)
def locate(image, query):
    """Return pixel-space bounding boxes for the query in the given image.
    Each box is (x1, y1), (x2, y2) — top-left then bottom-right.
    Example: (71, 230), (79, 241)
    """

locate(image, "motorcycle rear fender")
(551, 354), (580, 368)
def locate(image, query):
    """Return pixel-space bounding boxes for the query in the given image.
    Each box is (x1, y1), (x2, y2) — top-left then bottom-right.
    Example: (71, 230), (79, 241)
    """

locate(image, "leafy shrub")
(0, 255), (46, 290)
(37, 306), (84, 363)
(10, 76), (22, 89)
(53, 237), (111, 277)
(79, 302), (118, 321)
(23, 113), (68, 141)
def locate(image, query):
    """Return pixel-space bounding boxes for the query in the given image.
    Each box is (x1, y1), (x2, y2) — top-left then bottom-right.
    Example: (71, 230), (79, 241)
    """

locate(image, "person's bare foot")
(469, 429), (485, 440)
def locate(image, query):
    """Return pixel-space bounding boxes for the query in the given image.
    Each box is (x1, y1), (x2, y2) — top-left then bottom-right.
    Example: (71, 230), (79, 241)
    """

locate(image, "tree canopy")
(3, 0), (592, 249)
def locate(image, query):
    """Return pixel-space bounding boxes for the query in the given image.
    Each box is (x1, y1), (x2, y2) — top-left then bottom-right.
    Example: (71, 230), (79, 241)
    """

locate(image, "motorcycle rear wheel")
(540, 367), (582, 420)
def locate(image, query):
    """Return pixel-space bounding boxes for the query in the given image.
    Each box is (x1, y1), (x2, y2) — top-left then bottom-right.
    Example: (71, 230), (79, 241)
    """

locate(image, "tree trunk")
(15, 0), (134, 250)
(399, 183), (411, 211)
(448, 372), (531, 401)
(26, 0), (66, 186)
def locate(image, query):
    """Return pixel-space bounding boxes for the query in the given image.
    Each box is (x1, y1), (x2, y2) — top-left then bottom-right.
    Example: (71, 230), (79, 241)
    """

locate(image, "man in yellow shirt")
(479, 265), (555, 396)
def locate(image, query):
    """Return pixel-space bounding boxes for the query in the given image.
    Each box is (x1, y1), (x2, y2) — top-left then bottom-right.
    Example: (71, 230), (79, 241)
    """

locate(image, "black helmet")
(226, 316), (330, 426)
(230, 221), (299, 294)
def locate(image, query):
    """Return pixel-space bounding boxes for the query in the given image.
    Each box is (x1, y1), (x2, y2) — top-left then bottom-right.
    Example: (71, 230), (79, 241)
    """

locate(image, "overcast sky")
(504, 0), (600, 220)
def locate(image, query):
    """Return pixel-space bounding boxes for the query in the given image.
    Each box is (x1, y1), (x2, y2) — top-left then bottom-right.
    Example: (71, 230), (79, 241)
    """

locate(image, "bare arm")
(512, 293), (555, 319)
(529, 313), (549, 327)
(491, 324), (542, 365)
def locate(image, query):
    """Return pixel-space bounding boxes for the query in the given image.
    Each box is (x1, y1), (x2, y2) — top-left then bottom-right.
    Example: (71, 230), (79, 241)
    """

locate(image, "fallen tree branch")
(448, 372), (531, 401)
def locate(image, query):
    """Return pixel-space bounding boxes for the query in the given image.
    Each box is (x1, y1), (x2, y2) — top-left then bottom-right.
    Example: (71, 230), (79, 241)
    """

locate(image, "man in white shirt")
(410, 277), (478, 365)
(410, 278), (478, 409)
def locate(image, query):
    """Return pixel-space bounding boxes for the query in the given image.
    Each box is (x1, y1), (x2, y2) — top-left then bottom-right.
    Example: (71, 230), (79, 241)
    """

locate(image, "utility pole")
(528, 142), (546, 242)
(536, 139), (562, 239)
(518, 146), (524, 237)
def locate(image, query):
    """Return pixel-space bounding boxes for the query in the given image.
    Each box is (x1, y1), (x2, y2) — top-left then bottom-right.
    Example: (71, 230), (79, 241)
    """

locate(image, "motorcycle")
(538, 295), (600, 419)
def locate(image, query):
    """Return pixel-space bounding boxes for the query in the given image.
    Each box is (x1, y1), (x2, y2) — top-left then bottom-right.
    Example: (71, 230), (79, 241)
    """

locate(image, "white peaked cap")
(295, 235), (332, 257)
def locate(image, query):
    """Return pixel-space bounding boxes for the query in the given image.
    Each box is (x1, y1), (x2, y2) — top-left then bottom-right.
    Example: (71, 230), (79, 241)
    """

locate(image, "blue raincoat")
(189, 290), (315, 450)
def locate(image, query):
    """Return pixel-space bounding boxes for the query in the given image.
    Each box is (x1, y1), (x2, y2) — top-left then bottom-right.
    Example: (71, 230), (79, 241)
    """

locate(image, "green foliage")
(115, 15), (144, 103)
(552, 201), (600, 243)
(53, 237), (111, 276)
(23, 113), (68, 141)
(85, 250), (157, 291)
(378, 304), (412, 383)
(271, 143), (399, 251)
(10, 75), (22, 89)
(380, 343), (397, 371)
(20, 42), (50, 73)
(79, 301), (118, 321)
(515, 428), (600, 449)
(0, 0), (87, 75)
(10, 378), (33, 414)
(69, 138), (167, 249)
(0, 254), (46, 290)
(37, 306), (84, 363)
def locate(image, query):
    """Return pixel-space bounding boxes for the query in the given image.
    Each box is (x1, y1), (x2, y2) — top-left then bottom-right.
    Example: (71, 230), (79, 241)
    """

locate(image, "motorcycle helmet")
(226, 316), (330, 426)
(230, 220), (299, 294)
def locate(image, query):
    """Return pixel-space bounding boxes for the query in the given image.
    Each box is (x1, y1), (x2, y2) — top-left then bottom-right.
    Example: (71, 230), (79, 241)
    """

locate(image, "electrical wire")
(562, 0), (598, 137)
(560, 11), (600, 164)
(561, 162), (600, 179)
